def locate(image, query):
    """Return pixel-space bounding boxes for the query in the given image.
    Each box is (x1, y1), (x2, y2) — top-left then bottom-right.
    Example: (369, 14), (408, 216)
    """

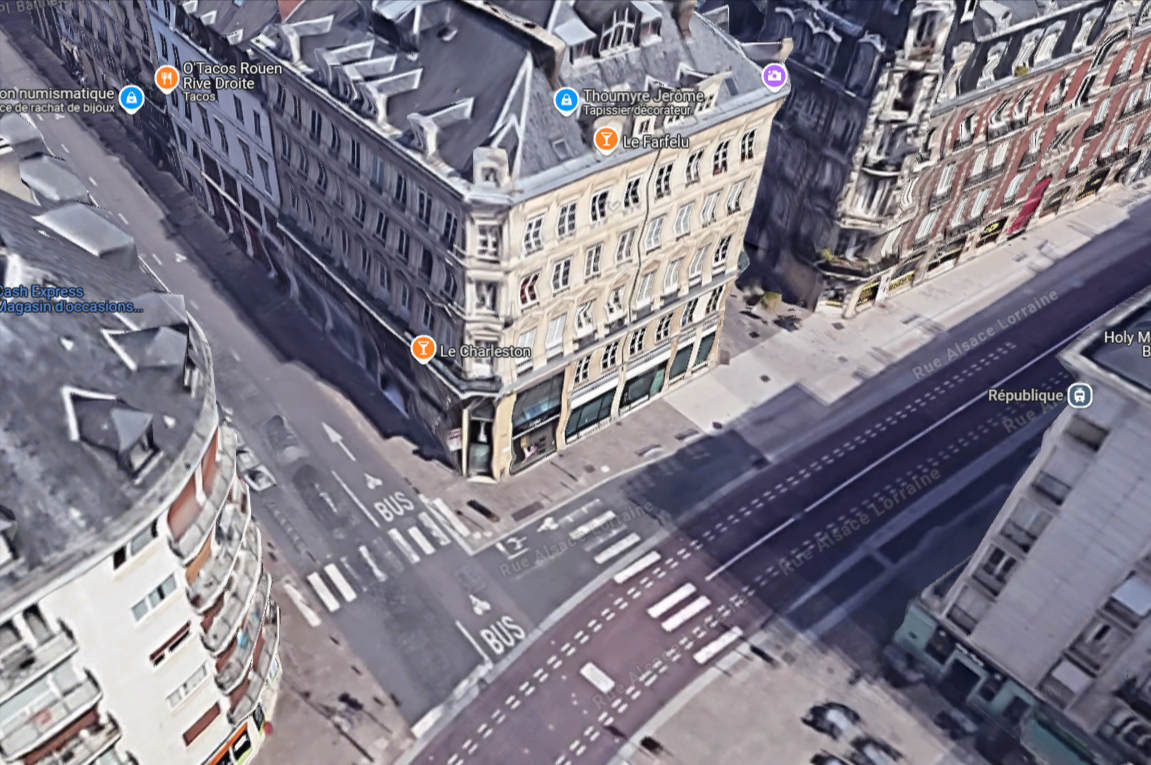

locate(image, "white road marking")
(281, 578), (322, 627)
(359, 545), (387, 582)
(306, 572), (341, 612)
(117, 212), (129, 225)
(324, 564), (357, 603)
(409, 526), (436, 556)
(457, 621), (493, 668)
(613, 551), (661, 584)
(88, 176), (98, 187)
(648, 584), (697, 619)
(388, 528), (421, 563)
(693, 627), (743, 664)
(173, 253), (186, 263)
(331, 470), (380, 528)
(151, 252), (161, 265)
(59, 142), (69, 153)
(570, 511), (617, 542)
(419, 512), (452, 546)
(661, 596), (711, 632)
(593, 532), (642, 565)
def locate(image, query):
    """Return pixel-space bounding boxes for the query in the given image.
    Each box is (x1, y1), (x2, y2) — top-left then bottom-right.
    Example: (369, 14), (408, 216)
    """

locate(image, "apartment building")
(249, 0), (783, 479)
(147, 0), (286, 272)
(719, 0), (1151, 318)
(0, 114), (279, 765)
(893, 286), (1151, 765)
(45, 1), (176, 168)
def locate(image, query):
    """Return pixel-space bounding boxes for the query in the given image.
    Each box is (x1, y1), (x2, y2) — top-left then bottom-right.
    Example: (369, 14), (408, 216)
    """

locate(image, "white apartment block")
(895, 285), (1151, 765)
(250, 0), (784, 479)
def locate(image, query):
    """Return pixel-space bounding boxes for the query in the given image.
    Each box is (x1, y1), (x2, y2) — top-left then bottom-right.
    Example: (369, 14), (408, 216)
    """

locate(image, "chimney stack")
(277, 0), (305, 21)
(672, 0), (698, 38)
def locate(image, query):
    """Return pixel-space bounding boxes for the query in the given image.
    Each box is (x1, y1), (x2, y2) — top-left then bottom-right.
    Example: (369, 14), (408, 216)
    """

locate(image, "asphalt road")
(413, 247), (1151, 763)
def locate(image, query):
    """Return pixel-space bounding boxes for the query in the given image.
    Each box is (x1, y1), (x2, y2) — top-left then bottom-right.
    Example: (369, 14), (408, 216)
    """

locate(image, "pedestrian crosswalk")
(638, 575), (742, 666)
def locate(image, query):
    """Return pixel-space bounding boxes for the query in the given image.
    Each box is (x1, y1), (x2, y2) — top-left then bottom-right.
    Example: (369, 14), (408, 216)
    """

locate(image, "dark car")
(263, 415), (308, 464)
(803, 703), (861, 740)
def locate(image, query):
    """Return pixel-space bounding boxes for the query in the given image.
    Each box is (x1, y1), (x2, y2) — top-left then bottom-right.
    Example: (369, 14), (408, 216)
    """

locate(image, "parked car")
(803, 703), (861, 740)
(243, 465), (276, 492)
(934, 708), (982, 740)
(235, 446), (260, 473)
(850, 736), (902, 765)
(812, 754), (850, 765)
(263, 415), (308, 464)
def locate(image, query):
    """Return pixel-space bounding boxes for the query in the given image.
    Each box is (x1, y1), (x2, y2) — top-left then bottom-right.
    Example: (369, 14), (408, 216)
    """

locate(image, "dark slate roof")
(184, 0), (282, 44)
(260, 0), (771, 180)
(0, 117), (211, 606)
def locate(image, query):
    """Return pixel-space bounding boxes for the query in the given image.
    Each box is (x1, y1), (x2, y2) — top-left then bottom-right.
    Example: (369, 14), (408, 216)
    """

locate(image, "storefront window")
(693, 333), (716, 368)
(621, 366), (666, 408)
(668, 345), (693, 380)
(512, 373), (564, 436)
(565, 388), (616, 440)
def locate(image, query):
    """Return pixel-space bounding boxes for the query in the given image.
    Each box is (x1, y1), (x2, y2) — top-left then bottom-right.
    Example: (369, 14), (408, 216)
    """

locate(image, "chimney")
(277, 0), (305, 21)
(672, 0), (697, 38)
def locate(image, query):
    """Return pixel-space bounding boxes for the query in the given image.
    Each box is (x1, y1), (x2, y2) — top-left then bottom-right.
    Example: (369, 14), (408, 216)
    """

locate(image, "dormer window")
(981, 43), (1007, 85)
(812, 32), (835, 70)
(1015, 30), (1042, 74)
(1074, 10), (1102, 52)
(599, 6), (638, 54)
(570, 40), (593, 63)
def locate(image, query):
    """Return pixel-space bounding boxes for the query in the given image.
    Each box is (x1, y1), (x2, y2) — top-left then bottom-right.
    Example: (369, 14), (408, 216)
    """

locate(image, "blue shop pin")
(119, 85), (145, 115)
(554, 87), (579, 117)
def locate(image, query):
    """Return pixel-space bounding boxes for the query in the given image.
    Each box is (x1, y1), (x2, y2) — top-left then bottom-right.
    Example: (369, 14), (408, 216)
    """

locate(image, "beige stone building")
(894, 285), (1151, 765)
(249, 0), (784, 479)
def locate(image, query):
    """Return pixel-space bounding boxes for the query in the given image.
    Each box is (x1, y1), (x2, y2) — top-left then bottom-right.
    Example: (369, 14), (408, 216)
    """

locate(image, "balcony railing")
(1113, 71), (1132, 87)
(0, 628), (78, 705)
(203, 526), (262, 655)
(1019, 152), (1040, 170)
(952, 135), (974, 151)
(1084, 121), (1107, 140)
(928, 189), (953, 210)
(170, 425), (238, 562)
(946, 218), (982, 236)
(216, 570), (272, 693)
(38, 716), (122, 765)
(187, 493), (252, 613)
(1098, 147), (1132, 167)
(0, 672), (101, 759)
(964, 168), (1000, 189)
(229, 602), (280, 727)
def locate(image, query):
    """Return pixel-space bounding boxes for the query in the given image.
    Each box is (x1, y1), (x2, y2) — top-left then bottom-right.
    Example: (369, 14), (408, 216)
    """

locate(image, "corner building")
(250, 0), (783, 479)
(892, 286), (1151, 765)
(0, 115), (279, 765)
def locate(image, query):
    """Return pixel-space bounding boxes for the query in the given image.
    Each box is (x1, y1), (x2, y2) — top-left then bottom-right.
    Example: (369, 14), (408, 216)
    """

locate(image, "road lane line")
(324, 564), (357, 603)
(570, 510), (617, 541)
(88, 176), (97, 187)
(330, 470), (379, 528)
(117, 212), (129, 225)
(306, 572), (341, 612)
(388, 528), (421, 563)
(59, 142), (69, 153)
(613, 551), (661, 584)
(409, 526), (436, 556)
(419, 512), (452, 546)
(282, 579), (322, 627)
(457, 620), (493, 668)
(593, 533), (642, 565)
(358, 545), (388, 582)
(660, 595), (711, 632)
(647, 583), (697, 619)
(694, 627), (743, 664)
(706, 313), (1108, 583)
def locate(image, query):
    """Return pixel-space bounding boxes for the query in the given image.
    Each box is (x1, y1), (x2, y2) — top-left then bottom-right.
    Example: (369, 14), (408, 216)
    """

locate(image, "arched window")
(599, 6), (637, 53)
(981, 42), (1007, 85)
(1074, 10), (1103, 52)
(1015, 30), (1042, 71)
(1034, 23), (1064, 65)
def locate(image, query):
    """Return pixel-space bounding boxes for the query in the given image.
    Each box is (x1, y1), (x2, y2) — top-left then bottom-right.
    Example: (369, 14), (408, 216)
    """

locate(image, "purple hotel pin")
(763, 63), (788, 93)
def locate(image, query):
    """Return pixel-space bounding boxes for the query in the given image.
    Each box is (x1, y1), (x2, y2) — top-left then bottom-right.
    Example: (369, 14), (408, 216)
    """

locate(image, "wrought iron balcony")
(0, 627), (78, 706)
(170, 425), (238, 562)
(1084, 121), (1107, 140)
(928, 190), (953, 211)
(1113, 71), (1132, 87)
(965, 168), (1001, 189)
(1045, 97), (1067, 114)
(1019, 152), (1040, 170)
(946, 218), (982, 237)
(0, 671), (101, 760)
(203, 526), (262, 655)
(1098, 147), (1132, 167)
(217, 570), (272, 693)
(952, 135), (974, 151)
(187, 493), (252, 613)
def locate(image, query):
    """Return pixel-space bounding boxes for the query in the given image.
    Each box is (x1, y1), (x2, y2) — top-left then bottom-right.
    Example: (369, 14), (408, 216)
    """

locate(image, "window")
(421, 302), (436, 331)
(1001, 500), (1051, 552)
(573, 355), (591, 384)
(291, 94), (302, 124)
(688, 247), (707, 280)
(475, 281), (497, 312)
(168, 663), (209, 709)
(971, 188), (991, 219)
(663, 258), (683, 294)
(159, 34), (167, 59)
(1003, 173), (1026, 205)
(1033, 471), (1072, 504)
(575, 301), (595, 336)
(976, 546), (1017, 593)
(740, 130), (756, 161)
(184, 96), (192, 122)
(232, 95), (244, 124)
(419, 248), (434, 280)
(520, 272), (540, 307)
(915, 210), (939, 242)
(636, 272), (654, 306)
(198, 105), (211, 136)
(713, 140), (730, 175)
(615, 229), (636, 262)
(590, 191), (609, 224)
(374, 212), (389, 240)
(280, 135), (292, 162)
(673, 203), (693, 238)
(628, 328), (646, 356)
(309, 109), (323, 142)
(370, 155), (385, 189)
(599, 5), (637, 52)
(552, 202), (577, 241)
(315, 161), (328, 192)
(601, 340), (621, 369)
(645, 216), (665, 251)
(655, 163), (673, 199)
(585, 244), (602, 279)
(477, 225), (500, 259)
(417, 187), (432, 226)
(992, 142), (1009, 169)
(113, 520), (159, 569)
(350, 192), (366, 225)
(681, 297), (699, 327)
(552, 258), (572, 293)
(726, 181), (747, 214)
(379, 263), (390, 295)
(712, 236), (732, 270)
(394, 173), (407, 206)
(397, 229), (410, 259)
(149, 623), (191, 666)
(516, 327), (537, 367)
(948, 586), (992, 634)
(1050, 128), (1074, 153)
(1066, 415), (1108, 450)
(258, 157), (271, 193)
(131, 574), (178, 622)
(330, 127), (341, 155)
(624, 178), (641, 210)
(949, 197), (969, 228)
(237, 141), (253, 177)
(606, 287), (625, 318)
(684, 152), (703, 187)
(339, 229), (350, 256)
(253, 113), (263, 140)
(524, 215), (545, 253)
(705, 285), (723, 314)
(545, 314), (566, 356)
(654, 314), (673, 342)
(442, 212), (458, 248)
(701, 191), (719, 226)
